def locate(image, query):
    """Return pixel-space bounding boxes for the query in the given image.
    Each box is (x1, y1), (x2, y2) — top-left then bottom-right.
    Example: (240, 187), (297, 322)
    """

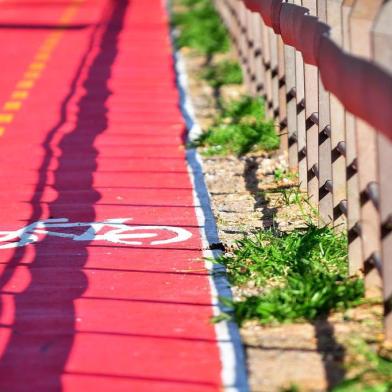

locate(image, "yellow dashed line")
(0, 114), (14, 123)
(40, 44), (56, 52)
(29, 62), (46, 71)
(11, 91), (29, 100)
(24, 71), (41, 80)
(35, 52), (50, 61)
(0, 0), (83, 138)
(44, 33), (61, 44)
(41, 42), (59, 51)
(3, 102), (22, 111)
(59, 8), (78, 23)
(16, 80), (35, 89)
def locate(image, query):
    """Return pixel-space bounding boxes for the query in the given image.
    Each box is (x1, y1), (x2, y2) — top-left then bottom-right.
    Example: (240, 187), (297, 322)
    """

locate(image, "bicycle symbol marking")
(0, 218), (193, 249)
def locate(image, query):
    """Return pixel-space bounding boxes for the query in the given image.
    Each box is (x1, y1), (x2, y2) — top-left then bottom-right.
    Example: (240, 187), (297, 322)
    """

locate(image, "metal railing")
(214, 0), (392, 340)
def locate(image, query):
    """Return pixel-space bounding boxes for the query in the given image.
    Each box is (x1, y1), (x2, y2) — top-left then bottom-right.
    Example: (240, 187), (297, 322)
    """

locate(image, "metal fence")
(213, 0), (392, 340)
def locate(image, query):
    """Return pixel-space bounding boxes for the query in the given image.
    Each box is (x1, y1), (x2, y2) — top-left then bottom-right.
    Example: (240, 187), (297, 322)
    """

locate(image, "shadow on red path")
(0, 1), (129, 389)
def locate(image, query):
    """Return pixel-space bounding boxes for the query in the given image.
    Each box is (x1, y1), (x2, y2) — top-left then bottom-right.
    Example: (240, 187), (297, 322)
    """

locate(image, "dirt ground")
(178, 45), (387, 391)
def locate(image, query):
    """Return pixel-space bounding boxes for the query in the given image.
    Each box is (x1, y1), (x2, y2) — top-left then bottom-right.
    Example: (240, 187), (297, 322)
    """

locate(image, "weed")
(267, 185), (303, 206)
(193, 96), (279, 155)
(263, 184), (318, 226)
(273, 168), (298, 182)
(196, 121), (279, 156)
(218, 95), (265, 123)
(273, 168), (285, 181)
(280, 384), (301, 392)
(172, 0), (229, 58)
(216, 225), (364, 325)
(200, 60), (243, 88)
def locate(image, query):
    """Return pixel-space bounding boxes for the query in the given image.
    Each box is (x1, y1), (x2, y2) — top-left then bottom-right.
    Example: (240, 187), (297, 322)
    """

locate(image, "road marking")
(16, 80), (35, 89)
(24, 71), (41, 80)
(0, 114), (13, 123)
(28, 62), (46, 71)
(0, 218), (193, 249)
(35, 53), (50, 61)
(3, 102), (22, 111)
(0, 0), (84, 138)
(11, 91), (29, 100)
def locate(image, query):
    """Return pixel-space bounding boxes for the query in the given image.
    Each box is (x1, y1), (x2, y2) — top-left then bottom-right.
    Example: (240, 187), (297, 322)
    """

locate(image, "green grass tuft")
(197, 121), (279, 156)
(172, 0), (229, 57)
(200, 60), (243, 87)
(216, 225), (364, 325)
(218, 95), (265, 123)
(233, 275), (363, 324)
(193, 96), (279, 155)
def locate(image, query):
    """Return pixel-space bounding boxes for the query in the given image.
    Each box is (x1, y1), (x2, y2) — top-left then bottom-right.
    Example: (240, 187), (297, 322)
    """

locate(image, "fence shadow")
(312, 318), (346, 389)
(0, 0), (129, 389)
(243, 156), (277, 229)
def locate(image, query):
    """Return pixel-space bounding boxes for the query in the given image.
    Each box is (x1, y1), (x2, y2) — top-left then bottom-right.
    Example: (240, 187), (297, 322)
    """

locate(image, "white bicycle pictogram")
(0, 218), (193, 249)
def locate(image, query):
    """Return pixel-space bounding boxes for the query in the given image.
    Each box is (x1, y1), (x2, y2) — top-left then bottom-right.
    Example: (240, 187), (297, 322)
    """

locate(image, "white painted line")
(186, 150), (250, 392)
(166, 2), (250, 389)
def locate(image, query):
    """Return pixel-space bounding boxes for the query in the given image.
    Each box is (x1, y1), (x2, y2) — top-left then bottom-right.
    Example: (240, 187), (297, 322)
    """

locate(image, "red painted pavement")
(0, 0), (224, 390)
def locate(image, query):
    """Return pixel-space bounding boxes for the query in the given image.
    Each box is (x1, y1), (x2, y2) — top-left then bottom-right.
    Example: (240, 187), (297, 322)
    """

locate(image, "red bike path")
(0, 0), (245, 390)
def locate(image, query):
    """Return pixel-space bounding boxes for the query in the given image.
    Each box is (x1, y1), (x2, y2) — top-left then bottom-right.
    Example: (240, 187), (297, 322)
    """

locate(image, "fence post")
(294, 0), (308, 192)
(317, 0), (333, 225)
(302, 0), (319, 208)
(371, 0), (392, 341)
(302, 0), (320, 206)
(341, 0), (363, 275)
(278, 37), (288, 154)
(245, 8), (258, 96)
(252, 13), (266, 98)
(284, 1), (298, 172)
(349, 0), (383, 293)
(238, 2), (253, 91)
(269, 27), (280, 123)
(325, 0), (347, 229)
(259, 10), (273, 119)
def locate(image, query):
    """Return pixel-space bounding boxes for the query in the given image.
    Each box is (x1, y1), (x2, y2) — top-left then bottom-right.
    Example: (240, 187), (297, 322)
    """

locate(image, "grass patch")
(218, 95), (265, 123)
(193, 96), (279, 155)
(200, 60), (243, 87)
(273, 168), (298, 182)
(216, 225), (364, 325)
(172, 0), (229, 58)
(173, 1), (276, 157)
(196, 122), (279, 156)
